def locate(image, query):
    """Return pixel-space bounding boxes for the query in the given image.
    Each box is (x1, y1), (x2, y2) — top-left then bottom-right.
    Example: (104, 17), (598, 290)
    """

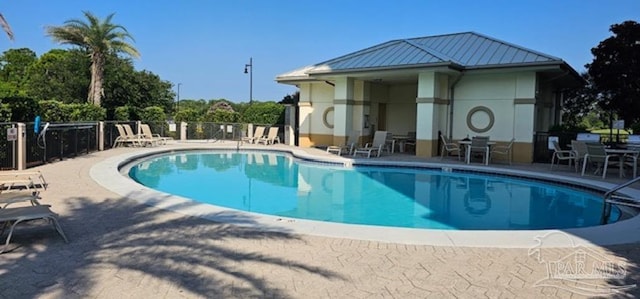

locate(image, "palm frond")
(0, 13), (14, 41)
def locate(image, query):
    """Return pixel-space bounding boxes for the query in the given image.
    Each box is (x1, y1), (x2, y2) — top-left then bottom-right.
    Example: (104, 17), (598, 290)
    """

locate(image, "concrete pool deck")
(1, 142), (639, 298)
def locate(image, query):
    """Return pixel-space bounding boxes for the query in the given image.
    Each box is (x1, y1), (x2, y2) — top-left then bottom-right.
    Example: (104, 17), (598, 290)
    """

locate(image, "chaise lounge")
(0, 205), (69, 254)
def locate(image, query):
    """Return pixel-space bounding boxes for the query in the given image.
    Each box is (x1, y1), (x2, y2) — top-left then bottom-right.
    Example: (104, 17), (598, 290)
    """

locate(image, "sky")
(2, 0), (639, 103)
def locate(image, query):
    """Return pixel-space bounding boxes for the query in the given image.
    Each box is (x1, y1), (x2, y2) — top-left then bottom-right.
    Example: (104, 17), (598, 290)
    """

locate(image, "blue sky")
(2, 1), (639, 103)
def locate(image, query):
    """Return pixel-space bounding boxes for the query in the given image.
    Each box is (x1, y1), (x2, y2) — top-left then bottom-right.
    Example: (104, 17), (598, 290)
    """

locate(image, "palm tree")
(0, 13), (14, 40)
(46, 11), (139, 106)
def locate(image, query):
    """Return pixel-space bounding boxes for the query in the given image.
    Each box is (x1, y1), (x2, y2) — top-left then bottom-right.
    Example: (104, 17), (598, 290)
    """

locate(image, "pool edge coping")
(90, 143), (640, 249)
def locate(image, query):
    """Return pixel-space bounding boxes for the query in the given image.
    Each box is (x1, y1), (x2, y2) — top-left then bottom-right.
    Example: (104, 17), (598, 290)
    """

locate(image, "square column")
(333, 77), (355, 146)
(415, 72), (449, 157)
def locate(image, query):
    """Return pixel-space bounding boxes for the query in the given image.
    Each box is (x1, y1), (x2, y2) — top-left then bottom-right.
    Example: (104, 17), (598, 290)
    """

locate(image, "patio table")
(459, 140), (496, 164)
(605, 148), (639, 178)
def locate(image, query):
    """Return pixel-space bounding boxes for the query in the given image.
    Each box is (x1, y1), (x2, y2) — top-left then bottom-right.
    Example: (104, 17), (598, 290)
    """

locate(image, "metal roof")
(278, 32), (567, 80)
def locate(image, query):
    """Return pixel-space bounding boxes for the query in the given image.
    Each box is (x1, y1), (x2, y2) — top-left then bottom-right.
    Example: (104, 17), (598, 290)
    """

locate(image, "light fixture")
(244, 58), (253, 104)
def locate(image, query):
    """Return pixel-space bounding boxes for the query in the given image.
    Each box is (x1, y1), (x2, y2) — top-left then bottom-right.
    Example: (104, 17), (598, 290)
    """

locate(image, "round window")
(322, 107), (335, 129)
(466, 106), (495, 133)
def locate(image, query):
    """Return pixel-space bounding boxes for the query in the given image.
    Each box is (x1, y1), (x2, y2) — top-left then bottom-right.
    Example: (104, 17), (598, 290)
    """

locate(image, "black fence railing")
(25, 122), (99, 167)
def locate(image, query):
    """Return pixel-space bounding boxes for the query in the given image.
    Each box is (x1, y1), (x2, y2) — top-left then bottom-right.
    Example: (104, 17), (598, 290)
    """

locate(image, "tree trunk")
(89, 53), (105, 106)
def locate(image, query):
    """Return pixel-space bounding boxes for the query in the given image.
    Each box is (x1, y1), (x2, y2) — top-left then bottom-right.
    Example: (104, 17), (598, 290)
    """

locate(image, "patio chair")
(550, 140), (575, 170)
(440, 135), (460, 160)
(257, 127), (280, 145)
(491, 138), (515, 165)
(353, 131), (387, 158)
(404, 132), (416, 153)
(0, 205), (69, 254)
(327, 130), (360, 156)
(581, 143), (621, 179)
(466, 136), (490, 165)
(141, 124), (171, 145)
(570, 140), (588, 172)
(384, 132), (395, 154)
(242, 126), (266, 144)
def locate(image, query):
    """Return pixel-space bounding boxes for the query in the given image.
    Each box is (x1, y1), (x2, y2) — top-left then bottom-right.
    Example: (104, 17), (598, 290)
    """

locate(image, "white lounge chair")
(327, 130), (360, 156)
(123, 124), (156, 147)
(242, 126), (266, 144)
(114, 124), (143, 147)
(0, 170), (47, 192)
(353, 131), (387, 158)
(257, 127), (280, 145)
(0, 205), (68, 254)
(141, 124), (171, 145)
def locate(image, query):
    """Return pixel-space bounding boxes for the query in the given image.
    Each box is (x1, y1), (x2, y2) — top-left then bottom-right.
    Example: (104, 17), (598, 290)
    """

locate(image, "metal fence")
(25, 122), (99, 167)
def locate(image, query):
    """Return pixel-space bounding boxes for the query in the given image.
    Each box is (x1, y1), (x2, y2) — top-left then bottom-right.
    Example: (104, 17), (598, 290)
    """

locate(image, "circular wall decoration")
(322, 107), (335, 129)
(466, 106), (495, 133)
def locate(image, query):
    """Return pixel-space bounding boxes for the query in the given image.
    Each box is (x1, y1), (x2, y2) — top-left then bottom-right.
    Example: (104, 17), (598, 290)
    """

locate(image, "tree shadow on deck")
(0, 192), (345, 298)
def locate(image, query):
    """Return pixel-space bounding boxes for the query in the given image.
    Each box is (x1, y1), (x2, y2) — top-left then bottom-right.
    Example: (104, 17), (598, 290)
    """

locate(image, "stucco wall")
(453, 72), (536, 143)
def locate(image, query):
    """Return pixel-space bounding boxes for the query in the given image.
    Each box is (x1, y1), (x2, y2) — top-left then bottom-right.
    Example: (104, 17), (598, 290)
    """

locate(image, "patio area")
(1, 142), (639, 298)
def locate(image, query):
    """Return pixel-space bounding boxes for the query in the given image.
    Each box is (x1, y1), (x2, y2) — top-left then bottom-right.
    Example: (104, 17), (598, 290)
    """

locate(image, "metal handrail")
(603, 176), (640, 199)
(601, 176), (640, 224)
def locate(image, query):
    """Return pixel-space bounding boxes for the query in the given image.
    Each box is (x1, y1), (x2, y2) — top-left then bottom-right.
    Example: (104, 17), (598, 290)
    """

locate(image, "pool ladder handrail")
(601, 176), (640, 224)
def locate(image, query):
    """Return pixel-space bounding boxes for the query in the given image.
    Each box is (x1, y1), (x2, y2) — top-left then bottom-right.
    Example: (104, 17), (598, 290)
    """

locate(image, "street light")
(176, 83), (182, 112)
(244, 57), (253, 104)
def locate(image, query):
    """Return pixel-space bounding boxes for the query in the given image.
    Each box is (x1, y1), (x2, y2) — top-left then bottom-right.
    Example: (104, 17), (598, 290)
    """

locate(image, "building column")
(415, 72), (449, 157)
(514, 99), (535, 163)
(333, 77), (355, 146)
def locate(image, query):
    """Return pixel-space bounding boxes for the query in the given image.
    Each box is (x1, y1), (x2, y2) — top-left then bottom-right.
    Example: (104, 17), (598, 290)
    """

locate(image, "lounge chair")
(0, 170), (47, 192)
(353, 131), (387, 158)
(0, 183), (41, 208)
(327, 130), (360, 156)
(123, 124), (157, 147)
(0, 205), (69, 254)
(257, 127), (280, 145)
(242, 126), (266, 144)
(141, 124), (171, 145)
(114, 124), (141, 147)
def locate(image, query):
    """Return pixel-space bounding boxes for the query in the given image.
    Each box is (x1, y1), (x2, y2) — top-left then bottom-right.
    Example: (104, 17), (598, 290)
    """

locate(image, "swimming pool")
(128, 150), (620, 230)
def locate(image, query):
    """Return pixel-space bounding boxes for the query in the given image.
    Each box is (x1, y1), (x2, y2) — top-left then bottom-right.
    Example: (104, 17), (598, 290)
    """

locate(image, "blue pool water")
(128, 150), (620, 230)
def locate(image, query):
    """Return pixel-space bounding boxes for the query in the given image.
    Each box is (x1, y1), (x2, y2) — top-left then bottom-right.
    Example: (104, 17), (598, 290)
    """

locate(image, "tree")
(46, 11), (140, 107)
(586, 20), (640, 126)
(25, 49), (90, 103)
(0, 48), (37, 97)
(560, 72), (599, 127)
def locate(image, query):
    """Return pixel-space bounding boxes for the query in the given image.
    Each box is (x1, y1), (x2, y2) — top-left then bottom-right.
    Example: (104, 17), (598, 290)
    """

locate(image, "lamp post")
(244, 57), (253, 104)
(176, 83), (182, 112)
